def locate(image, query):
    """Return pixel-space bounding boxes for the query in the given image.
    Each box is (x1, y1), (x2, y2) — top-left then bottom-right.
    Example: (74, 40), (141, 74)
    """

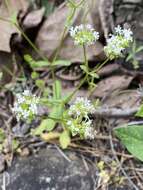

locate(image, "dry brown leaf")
(22, 7), (45, 29)
(97, 63), (120, 77)
(104, 90), (141, 109)
(93, 75), (133, 98)
(36, 0), (105, 63)
(0, 0), (29, 52)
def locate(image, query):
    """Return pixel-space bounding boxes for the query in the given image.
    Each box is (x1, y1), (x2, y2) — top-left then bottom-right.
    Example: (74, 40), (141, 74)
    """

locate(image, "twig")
(55, 145), (71, 162)
(93, 107), (138, 118)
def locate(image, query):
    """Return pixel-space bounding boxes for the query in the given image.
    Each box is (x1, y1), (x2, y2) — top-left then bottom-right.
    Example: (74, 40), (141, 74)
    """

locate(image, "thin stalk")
(50, 27), (67, 81)
(95, 58), (109, 73)
(64, 75), (87, 103)
(4, 0), (11, 14)
(52, 27), (67, 63)
(15, 23), (56, 82)
(83, 45), (88, 69)
(67, 0), (85, 8)
(15, 24), (47, 62)
(64, 44), (89, 103)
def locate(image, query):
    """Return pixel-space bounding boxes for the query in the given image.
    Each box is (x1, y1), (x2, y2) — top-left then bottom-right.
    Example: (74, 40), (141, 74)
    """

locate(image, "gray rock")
(0, 148), (96, 190)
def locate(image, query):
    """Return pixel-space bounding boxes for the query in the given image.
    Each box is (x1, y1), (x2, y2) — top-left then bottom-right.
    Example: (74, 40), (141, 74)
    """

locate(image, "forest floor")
(0, 0), (143, 189)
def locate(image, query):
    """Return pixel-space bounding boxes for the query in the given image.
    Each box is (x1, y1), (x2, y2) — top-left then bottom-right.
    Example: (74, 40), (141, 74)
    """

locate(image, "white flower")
(104, 25), (133, 60)
(84, 126), (95, 140)
(12, 90), (39, 122)
(122, 28), (133, 41)
(115, 25), (122, 35)
(66, 119), (80, 136)
(68, 97), (95, 118)
(23, 90), (31, 96)
(69, 24), (99, 46)
(66, 118), (94, 139)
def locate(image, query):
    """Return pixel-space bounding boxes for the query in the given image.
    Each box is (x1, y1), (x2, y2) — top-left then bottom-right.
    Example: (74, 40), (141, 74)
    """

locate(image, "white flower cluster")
(67, 97), (95, 139)
(68, 97), (95, 117)
(104, 25), (133, 60)
(69, 24), (99, 46)
(12, 90), (39, 122)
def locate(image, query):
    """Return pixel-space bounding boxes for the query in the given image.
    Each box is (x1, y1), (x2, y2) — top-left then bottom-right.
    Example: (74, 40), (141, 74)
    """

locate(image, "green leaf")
(126, 54), (133, 62)
(43, 88), (50, 97)
(34, 118), (56, 135)
(24, 54), (50, 68)
(53, 60), (71, 66)
(114, 124), (143, 161)
(31, 71), (39, 79)
(89, 72), (99, 79)
(53, 80), (62, 99)
(33, 105), (64, 135)
(135, 105), (143, 117)
(59, 130), (71, 149)
(80, 65), (88, 73)
(29, 60), (50, 68)
(136, 46), (143, 53)
(35, 79), (45, 89)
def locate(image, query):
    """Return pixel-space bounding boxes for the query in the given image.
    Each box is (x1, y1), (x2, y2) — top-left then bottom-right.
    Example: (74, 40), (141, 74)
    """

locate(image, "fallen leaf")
(105, 90), (141, 109)
(0, 0), (29, 52)
(93, 75), (133, 98)
(97, 63), (120, 77)
(22, 7), (45, 29)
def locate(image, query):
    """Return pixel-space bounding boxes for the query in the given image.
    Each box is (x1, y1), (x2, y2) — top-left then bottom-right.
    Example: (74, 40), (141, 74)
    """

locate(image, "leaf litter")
(0, 0), (143, 189)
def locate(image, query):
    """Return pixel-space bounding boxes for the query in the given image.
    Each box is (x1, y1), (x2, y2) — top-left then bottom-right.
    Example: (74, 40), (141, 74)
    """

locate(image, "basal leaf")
(33, 105), (64, 135)
(59, 130), (71, 149)
(34, 118), (56, 135)
(114, 124), (143, 161)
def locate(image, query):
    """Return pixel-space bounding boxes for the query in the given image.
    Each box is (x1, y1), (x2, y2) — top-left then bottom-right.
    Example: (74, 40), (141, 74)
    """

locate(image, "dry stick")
(109, 128), (139, 190)
(70, 142), (133, 158)
(93, 107), (138, 118)
(129, 160), (143, 189)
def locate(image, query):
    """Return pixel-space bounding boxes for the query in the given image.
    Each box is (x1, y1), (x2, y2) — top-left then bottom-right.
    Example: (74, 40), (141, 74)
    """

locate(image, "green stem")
(83, 44), (88, 69)
(4, 0), (11, 14)
(95, 58), (109, 73)
(15, 24), (47, 61)
(64, 75), (87, 103)
(64, 44), (89, 103)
